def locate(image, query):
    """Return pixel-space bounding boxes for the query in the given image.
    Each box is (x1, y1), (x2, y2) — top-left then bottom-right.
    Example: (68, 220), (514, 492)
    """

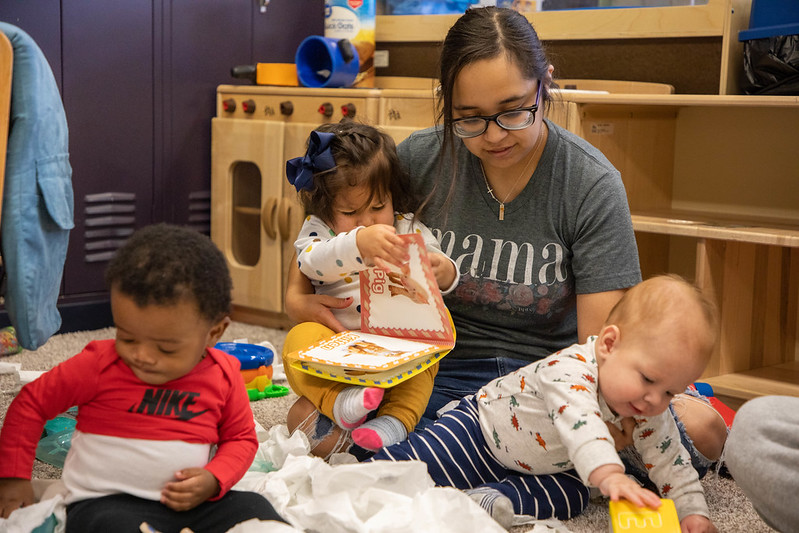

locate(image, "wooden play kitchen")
(210, 76), (435, 330)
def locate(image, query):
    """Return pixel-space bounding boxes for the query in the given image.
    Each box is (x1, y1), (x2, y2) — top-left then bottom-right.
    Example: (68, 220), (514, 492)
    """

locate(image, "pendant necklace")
(480, 126), (545, 221)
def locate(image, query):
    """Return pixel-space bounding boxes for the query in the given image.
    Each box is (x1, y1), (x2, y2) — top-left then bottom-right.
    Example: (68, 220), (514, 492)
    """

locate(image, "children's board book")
(609, 499), (680, 532)
(289, 233), (455, 388)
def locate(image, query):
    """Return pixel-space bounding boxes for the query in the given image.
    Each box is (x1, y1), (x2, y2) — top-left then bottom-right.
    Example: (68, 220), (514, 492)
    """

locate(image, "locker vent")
(83, 192), (136, 263)
(188, 189), (211, 235)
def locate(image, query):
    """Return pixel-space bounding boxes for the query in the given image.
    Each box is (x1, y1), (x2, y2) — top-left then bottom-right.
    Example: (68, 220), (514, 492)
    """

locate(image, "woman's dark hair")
(424, 7), (552, 218)
(437, 6), (552, 128)
(297, 120), (418, 224)
(105, 223), (232, 322)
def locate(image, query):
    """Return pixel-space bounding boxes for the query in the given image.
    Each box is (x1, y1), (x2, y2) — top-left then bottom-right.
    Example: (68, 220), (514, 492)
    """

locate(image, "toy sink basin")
(215, 342), (274, 370)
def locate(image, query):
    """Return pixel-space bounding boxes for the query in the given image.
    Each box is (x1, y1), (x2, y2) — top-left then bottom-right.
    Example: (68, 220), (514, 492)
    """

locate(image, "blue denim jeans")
(418, 356), (530, 430)
(619, 387), (718, 486)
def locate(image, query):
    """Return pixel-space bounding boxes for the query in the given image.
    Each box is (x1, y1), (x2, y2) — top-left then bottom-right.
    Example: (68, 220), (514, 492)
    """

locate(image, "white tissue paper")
(18, 370), (45, 386)
(0, 362), (21, 375)
(0, 420), (566, 532)
(234, 424), (508, 533)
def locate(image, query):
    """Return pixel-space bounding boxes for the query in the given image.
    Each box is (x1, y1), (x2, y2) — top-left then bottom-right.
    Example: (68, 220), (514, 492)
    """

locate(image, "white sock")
(465, 487), (515, 530)
(351, 415), (407, 451)
(332, 386), (384, 429)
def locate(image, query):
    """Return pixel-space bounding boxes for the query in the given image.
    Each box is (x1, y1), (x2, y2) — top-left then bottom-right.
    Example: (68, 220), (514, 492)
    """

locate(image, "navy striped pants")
(370, 396), (589, 520)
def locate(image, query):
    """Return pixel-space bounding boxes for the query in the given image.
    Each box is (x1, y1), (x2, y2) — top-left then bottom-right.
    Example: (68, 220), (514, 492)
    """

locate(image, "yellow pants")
(282, 322), (438, 433)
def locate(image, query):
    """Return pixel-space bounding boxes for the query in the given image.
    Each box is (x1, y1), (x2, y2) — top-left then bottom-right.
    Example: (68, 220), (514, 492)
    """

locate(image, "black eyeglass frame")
(451, 81), (544, 139)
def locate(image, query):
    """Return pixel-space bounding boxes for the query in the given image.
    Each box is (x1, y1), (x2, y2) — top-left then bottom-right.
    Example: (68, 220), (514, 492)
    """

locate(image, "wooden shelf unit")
(376, 0), (751, 95)
(378, 0), (740, 41)
(552, 92), (799, 405)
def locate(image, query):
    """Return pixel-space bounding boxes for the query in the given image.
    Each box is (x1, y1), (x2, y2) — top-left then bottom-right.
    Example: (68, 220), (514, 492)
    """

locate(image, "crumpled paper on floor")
(0, 421), (564, 533)
(234, 424), (508, 533)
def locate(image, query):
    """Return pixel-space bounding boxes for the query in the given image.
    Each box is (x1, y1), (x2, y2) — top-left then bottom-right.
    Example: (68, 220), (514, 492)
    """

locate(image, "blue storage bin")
(739, 0), (799, 41)
(738, 0), (799, 94)
(384, 0), (475, 15)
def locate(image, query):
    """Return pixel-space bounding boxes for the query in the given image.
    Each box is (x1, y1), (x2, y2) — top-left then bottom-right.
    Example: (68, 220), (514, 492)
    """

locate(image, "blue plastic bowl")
(215, 342), (274, 370)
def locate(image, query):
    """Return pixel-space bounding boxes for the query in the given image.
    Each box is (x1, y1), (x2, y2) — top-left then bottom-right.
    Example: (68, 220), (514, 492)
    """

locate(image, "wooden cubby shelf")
(554, 92), (799, 407)
(631, 212), (799, 248)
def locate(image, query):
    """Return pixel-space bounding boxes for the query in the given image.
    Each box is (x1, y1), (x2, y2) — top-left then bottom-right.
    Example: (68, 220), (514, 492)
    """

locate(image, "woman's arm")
(285, 254), (349, 332)
(575, 289), (626, 343)
(579, 289), (636, 450)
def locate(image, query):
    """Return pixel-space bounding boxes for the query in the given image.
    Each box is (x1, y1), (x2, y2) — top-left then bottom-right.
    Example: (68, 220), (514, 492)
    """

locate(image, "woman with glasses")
(284, 6), (727, 516)
(398, 6), (641, 427)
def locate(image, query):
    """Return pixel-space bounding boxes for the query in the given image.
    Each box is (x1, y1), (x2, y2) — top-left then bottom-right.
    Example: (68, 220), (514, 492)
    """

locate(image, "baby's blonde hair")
(606, 274), (719, 360)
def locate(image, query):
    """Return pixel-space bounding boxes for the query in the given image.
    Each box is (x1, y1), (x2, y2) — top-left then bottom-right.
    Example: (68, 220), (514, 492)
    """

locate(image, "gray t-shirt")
(397, 119), (641, 361)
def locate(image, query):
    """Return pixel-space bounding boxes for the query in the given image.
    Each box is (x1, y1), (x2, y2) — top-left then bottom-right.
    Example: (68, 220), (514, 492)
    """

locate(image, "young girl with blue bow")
(282, 121), (458, 455)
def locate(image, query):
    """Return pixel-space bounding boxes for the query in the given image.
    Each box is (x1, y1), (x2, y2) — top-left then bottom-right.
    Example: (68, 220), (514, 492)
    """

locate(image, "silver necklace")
(480, 126), (544, 221)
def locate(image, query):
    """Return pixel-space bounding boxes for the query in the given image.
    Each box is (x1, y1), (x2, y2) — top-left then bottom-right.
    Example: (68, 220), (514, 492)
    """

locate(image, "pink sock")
(333, 387), (384, 429)
(362, 387), (383, 410)
(351, 415), (407, 451)
(352, 427), (384, 451)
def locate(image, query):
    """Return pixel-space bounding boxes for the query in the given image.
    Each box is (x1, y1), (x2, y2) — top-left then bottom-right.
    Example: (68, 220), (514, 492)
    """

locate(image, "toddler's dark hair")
(105, 224), (232, 322)
(298, 120), (418, 224)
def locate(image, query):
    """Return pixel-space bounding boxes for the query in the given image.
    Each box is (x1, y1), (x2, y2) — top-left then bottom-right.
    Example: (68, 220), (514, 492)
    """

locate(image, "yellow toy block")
(609, 499), (680, 532)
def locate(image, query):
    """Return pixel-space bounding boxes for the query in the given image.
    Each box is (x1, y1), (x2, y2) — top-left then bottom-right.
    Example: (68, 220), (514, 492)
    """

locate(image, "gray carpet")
(0, 322), (774, 532)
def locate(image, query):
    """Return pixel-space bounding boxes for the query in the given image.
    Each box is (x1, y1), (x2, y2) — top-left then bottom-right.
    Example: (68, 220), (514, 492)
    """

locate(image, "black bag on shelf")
(741, 34), (799, 95)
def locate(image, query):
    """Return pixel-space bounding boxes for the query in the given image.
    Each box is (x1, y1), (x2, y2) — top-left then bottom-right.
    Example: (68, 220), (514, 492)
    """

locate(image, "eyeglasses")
(451, 81), (543, 139)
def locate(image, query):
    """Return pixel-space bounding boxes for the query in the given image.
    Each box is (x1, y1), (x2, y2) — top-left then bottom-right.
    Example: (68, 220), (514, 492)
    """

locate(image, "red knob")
(242, 99), (256, 114)
(222, 98), (236, 113)
(342, 103), (356, 118)
(318, 102), (333, 117)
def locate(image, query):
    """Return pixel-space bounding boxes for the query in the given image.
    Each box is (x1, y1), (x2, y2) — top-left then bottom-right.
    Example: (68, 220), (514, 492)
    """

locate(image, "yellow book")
(609, 499), (680, 532)
(289, 234), (455, 388)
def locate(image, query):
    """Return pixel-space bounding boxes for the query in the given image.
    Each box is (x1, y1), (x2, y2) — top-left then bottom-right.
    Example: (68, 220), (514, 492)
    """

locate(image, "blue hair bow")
(286, 131), (336, 192)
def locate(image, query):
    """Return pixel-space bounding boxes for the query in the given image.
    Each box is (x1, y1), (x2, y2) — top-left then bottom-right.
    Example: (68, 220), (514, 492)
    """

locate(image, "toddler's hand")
(0, 478), (34, 519)
(356, 225), (408, 268)
(681, 514), (718, 533)
(161, 468), (219, 511)
(429, 252), (457, 290)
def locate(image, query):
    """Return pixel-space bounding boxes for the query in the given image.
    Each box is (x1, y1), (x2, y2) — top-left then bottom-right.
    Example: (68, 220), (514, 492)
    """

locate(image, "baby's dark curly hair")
(297, 120), (419, 224)
(104, 224), (232, 322)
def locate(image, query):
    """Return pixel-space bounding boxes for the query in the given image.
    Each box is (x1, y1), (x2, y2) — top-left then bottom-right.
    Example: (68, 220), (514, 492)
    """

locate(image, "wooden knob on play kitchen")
(242, 99), (256, 114)
(341, 103), (356, 118)
(222, 98), (236, 113)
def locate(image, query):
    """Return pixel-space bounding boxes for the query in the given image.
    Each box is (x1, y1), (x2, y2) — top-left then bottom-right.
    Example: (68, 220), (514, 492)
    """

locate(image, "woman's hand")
(161, 468), (219, 512)
(285, 256), (349, 332)
(606, 417), (636, 451)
